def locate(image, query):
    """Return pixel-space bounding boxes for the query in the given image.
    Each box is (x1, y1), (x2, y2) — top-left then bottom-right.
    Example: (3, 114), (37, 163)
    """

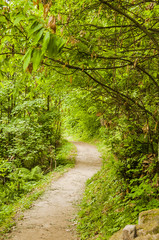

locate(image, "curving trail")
(8, 142), (101, 240)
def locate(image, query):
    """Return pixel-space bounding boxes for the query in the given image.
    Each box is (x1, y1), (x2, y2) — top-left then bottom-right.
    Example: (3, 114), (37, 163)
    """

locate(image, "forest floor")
(7, 142), (101, 240)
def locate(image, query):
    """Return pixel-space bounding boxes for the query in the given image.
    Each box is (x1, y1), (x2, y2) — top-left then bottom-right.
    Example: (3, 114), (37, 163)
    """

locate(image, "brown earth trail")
(8, 142), (101, 240)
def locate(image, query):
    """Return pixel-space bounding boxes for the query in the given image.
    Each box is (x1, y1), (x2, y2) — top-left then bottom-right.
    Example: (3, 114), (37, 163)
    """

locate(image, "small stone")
(123, 225), (136, 240)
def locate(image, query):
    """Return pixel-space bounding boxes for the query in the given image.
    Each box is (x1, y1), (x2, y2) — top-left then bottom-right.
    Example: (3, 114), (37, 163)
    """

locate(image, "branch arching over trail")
(45, 56), (156, 120)
(0, 49), (158, 120)
(99, 0), (159, 51)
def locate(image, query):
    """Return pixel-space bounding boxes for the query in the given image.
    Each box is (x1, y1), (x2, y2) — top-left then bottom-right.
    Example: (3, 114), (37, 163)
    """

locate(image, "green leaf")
(47, 35), (65, 57)
(0, 16), (7, 23)
(32, 49), (43, 71)
(28, 23), (43, 37)
(56, 37), (66, 52)
(22, 48), (32, 71)
(47, 35), (57, 57)
(42, 31), (50, 54)
(13, 14), (25, 25)
(33, 28), (45, 45)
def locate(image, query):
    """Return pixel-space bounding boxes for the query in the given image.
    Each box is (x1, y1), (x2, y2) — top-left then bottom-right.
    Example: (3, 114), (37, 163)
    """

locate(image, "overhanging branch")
(99, 0), (159, 51)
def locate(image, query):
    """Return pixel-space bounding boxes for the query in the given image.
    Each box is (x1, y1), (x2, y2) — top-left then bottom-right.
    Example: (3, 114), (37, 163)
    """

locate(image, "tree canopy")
(0, 0), (159, 238)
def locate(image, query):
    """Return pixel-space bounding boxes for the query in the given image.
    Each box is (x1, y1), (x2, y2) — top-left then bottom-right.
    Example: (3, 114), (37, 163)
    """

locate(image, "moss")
(139, 209), (159, 224)
(109, 229), (123, 240)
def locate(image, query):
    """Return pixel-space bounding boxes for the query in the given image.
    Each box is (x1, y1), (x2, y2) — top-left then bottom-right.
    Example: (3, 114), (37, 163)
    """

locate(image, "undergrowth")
(0, 140), (76, 240)
(77, 141), (159, 240)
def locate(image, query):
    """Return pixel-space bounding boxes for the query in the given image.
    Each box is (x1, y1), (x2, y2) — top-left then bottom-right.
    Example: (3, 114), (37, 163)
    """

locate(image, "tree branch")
(99, 0), (159, 51)
(83, 71), (156, 120)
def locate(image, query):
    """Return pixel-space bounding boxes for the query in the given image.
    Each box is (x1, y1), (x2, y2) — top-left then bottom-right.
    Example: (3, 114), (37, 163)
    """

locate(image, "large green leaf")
(47, 35), (65, 57)
(33, 28), (45, 45)
(13, 13), (25, 25)
(28, 23), (43, 37)
(42, 31), (50, 54)
(32, 49), (43, 71)
(22, 48), (32, 70)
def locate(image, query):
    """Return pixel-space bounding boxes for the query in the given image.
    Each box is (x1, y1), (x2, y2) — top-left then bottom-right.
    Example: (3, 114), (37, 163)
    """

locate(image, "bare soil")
(8, 142), (101, 240)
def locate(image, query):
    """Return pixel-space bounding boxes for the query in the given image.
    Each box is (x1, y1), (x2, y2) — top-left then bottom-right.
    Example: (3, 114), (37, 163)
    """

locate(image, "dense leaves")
(0, 0), (159, 239)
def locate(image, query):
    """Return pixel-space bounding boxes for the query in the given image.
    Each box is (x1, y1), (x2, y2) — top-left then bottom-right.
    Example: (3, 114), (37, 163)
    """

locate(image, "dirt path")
(8, 142), (101, 240)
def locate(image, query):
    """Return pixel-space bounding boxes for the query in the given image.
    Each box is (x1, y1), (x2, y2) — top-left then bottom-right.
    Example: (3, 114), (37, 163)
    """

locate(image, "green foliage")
(77, 145), (159, 240)
(0, 165), (44, 232)
(47, 34), (66, 57)
(0, 73), (62, 169)
(42, 31), (50, 54)
(55, 139), (76, 166)
(8, 166), (43, 183)
(63, 89), (101, 140)
(22, 48), (32, 70)
(1, 0), (159, 239)
(0, 141), (76, 239)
